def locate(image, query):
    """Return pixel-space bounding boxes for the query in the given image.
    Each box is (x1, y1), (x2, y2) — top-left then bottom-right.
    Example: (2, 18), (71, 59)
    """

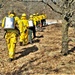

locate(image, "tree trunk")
(61, 19), (69, 55)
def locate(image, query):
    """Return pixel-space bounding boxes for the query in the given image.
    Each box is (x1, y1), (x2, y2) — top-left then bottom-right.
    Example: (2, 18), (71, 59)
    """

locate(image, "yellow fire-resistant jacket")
(32, 16), (38, 26)
(42, 14), (47, 19)
(19, 16), (29, 33)
(38, 15), (43, 21)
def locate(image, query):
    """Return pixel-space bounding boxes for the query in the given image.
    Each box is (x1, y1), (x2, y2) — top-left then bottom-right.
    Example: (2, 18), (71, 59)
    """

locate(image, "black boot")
(30, 41), (33, 44)
(8, 58), (13, 62)
(20, 42), (23, 46)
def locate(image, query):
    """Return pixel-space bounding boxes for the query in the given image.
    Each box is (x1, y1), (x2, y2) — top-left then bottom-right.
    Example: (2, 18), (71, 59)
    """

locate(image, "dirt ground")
(0, 23), (75, 75)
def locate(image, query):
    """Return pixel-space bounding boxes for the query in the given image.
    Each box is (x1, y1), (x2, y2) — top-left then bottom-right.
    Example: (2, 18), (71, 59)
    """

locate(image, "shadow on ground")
(14, 45), (38, 60)
(32, 35), (43, 43)
(36, 35), (43, 38)
(68, 47), (75, 54)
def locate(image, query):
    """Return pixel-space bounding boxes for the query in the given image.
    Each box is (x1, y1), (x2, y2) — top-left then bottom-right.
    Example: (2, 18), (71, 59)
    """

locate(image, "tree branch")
(41, 0), (62, 15)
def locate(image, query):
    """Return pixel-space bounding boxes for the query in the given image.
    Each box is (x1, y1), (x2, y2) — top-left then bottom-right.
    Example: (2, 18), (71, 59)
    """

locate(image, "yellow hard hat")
(33, 14), (36, 16)
(10, 14), (15, 17)
(36, 13), (38, 15)
(22, 13), (26, 17)
(30, 15), (33, 18)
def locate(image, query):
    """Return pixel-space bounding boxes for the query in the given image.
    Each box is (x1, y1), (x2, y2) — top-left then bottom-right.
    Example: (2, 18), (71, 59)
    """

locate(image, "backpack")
(4, 17), (15, 29)
(28, 20), (34, 27)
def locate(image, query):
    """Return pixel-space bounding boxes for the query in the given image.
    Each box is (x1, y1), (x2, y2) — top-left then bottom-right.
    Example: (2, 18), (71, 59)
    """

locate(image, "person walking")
(41, 13), (47, 26)
(19, 13), (29, 46)
(2, 10), (20, 62)
(32, 14), (37, 38)
(38, 14), (43, 31)
(28, 15), (34, 44)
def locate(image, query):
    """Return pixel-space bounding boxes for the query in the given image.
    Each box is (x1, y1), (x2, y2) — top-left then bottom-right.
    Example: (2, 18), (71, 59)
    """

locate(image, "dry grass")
(0, 23), (75, 75)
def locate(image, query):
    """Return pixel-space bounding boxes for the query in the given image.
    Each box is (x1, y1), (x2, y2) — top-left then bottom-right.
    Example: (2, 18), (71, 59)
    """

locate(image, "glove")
(24, 30), (27, 33)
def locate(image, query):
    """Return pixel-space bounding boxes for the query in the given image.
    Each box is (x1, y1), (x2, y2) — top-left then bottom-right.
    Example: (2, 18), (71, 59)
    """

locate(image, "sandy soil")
(0, 23), (75, 75)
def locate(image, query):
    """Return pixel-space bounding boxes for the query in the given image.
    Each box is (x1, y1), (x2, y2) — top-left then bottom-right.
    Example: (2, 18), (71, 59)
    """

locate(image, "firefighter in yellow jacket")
(32, 14), (37, 38)
(2, 11), (20, 62)
(19, 13), (29, 46)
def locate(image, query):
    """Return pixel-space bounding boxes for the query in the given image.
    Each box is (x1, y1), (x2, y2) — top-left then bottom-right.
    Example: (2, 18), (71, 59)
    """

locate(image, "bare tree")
(24, 0), (75, 55)
(43, 0), (75, 55)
